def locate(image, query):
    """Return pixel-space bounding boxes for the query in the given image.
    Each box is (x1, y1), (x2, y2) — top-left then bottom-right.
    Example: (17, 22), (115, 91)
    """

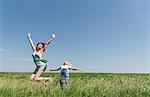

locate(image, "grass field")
(0, 72), (149, 97)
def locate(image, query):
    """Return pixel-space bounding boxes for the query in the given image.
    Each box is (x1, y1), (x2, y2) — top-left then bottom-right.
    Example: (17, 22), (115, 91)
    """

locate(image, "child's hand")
(79, 69), (84, 71)
(76, 68), (84, 71)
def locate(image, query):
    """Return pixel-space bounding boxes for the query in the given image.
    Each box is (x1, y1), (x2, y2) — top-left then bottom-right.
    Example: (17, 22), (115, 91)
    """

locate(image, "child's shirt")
(60, 65), (72, 79)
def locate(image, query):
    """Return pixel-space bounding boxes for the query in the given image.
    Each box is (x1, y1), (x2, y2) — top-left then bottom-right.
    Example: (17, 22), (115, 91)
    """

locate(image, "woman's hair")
(36, 42), (46, 52)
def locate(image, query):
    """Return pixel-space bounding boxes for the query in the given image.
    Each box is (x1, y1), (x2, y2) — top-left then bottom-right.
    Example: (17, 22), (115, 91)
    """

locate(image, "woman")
(27, 32), (55, 81)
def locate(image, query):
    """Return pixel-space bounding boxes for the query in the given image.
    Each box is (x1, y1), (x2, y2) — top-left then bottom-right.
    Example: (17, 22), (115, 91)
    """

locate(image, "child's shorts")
(61, 69), (69, 79)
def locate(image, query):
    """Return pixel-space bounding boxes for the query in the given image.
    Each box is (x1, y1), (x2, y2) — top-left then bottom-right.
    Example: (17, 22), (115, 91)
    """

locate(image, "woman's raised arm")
(27, 32), (36, 52)
(43, 33), (56, 49)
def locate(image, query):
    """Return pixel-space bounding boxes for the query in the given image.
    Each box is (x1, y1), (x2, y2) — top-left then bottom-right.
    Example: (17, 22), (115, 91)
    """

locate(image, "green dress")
(32, 51), (48, 67)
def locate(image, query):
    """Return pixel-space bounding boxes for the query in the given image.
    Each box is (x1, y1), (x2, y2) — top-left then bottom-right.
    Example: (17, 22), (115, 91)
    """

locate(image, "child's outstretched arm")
(27, 32), (36, 52)
(71, 67), (81, 70)
(50, 67), (61, 71)
(43, 34), (55, 50)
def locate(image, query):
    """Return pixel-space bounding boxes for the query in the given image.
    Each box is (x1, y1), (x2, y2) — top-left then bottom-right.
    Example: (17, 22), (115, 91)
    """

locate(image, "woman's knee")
(34, 72), (43, 80)
(30, 77), (34, 80)
(30, 74), (35, 80)
(30, 77), (35, 81)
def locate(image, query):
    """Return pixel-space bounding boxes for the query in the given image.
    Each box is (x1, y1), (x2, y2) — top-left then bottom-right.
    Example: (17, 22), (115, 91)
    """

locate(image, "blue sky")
(0, 0), (149, 73)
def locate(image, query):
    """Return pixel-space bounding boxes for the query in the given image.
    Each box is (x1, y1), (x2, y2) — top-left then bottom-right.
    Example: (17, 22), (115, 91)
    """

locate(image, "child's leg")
(60, 78), (65, 89)
(65, 79), (69, 85)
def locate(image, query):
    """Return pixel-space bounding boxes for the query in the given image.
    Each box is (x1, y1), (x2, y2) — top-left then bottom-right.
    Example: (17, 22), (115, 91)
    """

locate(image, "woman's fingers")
(28, 32), (31, 36)
(51, 33), (56, 39)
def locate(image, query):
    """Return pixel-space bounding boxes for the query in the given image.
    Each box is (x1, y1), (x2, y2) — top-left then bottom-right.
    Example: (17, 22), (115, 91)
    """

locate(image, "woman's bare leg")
(30, 74), (36, 80)
(35, 76), (52, 81)
(34, 70), (43, 81)
(38, 77), (51, 80)
(34, 70), (52, 81)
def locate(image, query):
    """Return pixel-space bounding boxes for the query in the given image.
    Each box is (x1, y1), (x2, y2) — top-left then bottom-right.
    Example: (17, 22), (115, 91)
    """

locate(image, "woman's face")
(37, 43), (44, 49)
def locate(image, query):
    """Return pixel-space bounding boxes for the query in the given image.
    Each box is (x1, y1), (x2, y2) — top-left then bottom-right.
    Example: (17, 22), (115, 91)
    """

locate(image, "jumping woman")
(27, 32), (55, 81)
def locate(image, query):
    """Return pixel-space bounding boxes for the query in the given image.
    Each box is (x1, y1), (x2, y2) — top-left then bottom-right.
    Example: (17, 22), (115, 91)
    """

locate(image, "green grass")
(0, 72), (150, 97)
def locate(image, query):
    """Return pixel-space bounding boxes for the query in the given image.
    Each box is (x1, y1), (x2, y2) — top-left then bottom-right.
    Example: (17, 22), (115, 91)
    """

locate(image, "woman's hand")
(38, 33), (56, 52)
(28, 32), (31, 37)
(51, 33), (56, 39)
(27, 32), (36, 52)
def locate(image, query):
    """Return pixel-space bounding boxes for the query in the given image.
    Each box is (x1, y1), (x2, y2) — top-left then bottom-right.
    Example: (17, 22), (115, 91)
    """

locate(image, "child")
(50, 61), (80, 89)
